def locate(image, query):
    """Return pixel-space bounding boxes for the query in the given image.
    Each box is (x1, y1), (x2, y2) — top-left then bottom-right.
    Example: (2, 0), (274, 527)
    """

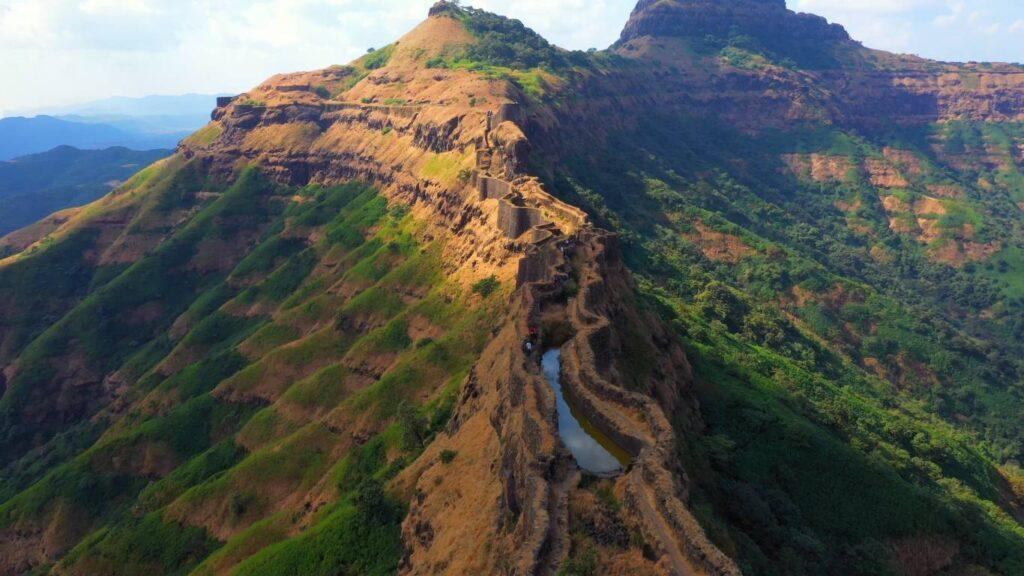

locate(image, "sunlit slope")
(0, 160), (504, 574)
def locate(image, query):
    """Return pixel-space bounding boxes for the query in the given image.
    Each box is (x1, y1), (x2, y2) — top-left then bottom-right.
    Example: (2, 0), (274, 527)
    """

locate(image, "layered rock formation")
(397, 222), (739, 575)
(181, 8), (738, 573)
(610, 0), (1024, 130)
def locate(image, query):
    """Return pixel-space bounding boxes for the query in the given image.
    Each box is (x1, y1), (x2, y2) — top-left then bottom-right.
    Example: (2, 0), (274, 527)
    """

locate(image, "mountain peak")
(618, 0), (854, 68)
(428, 0), (460, 17)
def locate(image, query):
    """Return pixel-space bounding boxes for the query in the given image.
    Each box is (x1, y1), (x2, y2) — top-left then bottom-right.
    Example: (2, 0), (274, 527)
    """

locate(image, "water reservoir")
(542, 349), (630, 476)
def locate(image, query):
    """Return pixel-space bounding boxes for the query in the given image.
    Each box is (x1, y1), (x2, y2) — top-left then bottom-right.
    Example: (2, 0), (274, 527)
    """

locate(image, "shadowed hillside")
(0, 146), (171, 237)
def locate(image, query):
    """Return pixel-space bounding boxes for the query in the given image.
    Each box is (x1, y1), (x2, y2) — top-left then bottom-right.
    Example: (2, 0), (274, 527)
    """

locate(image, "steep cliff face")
(396, 226), (739, 575)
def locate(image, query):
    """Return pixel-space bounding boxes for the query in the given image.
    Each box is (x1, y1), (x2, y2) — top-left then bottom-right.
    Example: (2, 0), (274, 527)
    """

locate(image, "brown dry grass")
(883, 147), (926, 176)
(781, 153), (854, 183)
(865, 158), (910, 188)
(683, 220), (755, 263)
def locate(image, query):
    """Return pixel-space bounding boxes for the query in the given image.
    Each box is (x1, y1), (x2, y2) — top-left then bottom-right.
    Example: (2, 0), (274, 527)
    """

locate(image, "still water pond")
(542, 349), (631, 476)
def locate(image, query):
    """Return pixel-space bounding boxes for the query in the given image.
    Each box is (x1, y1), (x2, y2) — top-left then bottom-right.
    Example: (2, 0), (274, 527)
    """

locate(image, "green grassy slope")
(0, 159), (504, 575)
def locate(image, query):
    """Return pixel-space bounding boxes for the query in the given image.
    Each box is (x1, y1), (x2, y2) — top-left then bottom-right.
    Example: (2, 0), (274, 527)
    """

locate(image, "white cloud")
(0, 1), (59, 47)
(79, 0), (159, 15)
(932, 2), (964, 27)
(795, 0), (935, 16)
(794, 0), (1023, 63)
(472, 0), (632, 50)
(0, 0), (1021, 115)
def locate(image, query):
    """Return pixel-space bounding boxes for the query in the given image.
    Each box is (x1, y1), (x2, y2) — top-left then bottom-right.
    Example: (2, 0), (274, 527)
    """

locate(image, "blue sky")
(0, 0), (1021, 115)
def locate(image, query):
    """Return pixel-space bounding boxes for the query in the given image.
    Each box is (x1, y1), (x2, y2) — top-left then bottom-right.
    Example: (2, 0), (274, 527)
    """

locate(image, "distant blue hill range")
(0, 94), (226, 161)
(0, 145), (172, 237)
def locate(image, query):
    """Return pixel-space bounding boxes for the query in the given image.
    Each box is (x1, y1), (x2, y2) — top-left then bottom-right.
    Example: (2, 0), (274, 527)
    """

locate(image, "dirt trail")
(537, 460), (581, 575)
(630, 474), (701, 576)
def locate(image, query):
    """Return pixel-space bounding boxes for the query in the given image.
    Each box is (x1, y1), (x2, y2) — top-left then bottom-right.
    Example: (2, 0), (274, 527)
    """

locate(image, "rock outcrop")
(609, 0), (1024, 130)
(619, 0), (852, 66)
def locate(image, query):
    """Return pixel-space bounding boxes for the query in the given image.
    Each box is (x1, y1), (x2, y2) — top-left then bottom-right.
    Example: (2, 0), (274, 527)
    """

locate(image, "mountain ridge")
(0, 115), (187, 161)
(1, 2), (1024, 575)
(0, 145), (171, 237)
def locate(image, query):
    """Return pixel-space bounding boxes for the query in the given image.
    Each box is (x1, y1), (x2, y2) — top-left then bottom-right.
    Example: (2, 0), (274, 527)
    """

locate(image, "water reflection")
(542, 349), (629, 476)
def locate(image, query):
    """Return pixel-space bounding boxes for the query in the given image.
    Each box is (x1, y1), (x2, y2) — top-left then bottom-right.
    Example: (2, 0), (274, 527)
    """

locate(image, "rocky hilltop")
(619, 0), (852, 63)
(613, 0), (1024, 128)
(2, 1), (1024, 575)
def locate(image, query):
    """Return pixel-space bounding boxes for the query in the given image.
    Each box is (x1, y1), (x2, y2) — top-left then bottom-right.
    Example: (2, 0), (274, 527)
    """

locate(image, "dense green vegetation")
(543, 104), (1024, 573)
(362, 44), (396, 70)
(451, 5), (573, 70)
(0, 165), (284, 466)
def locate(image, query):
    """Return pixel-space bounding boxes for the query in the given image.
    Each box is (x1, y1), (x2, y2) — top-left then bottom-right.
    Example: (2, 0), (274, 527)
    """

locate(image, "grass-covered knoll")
(435, 4), (575, 71)
(227, 431), (409, 576)
(55, 513), (220, 576)
(183, 124), (224, 148)
(361, 43), (397, 71)
(421, 3), (594, 100)
(168, 200), (496, 573)
(0, 226), (102, 363)
(230, 490), (402, 576)
(0, 395), (253, 530)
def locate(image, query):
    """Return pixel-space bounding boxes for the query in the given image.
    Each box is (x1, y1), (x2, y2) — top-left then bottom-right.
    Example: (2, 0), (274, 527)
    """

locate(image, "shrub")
(557, 544), (598, 576)
(471, 275), (500, 298)
(363, 44), (396, 70)
(440, 450), (457, 464)
(396, 401), (428, 451)
(695, 281), (750, 331)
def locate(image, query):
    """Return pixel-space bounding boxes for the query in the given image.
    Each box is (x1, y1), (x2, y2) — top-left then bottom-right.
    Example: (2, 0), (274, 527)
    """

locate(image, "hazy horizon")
(1, 0), (1021, 116)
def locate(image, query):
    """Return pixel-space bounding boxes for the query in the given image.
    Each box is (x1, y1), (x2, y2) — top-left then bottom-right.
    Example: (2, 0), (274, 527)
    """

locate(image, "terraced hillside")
(2, 1), (1024, 575)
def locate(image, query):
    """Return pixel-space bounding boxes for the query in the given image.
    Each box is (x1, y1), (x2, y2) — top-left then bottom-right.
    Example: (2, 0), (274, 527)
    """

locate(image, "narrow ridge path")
(631, 475), (701, 576)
